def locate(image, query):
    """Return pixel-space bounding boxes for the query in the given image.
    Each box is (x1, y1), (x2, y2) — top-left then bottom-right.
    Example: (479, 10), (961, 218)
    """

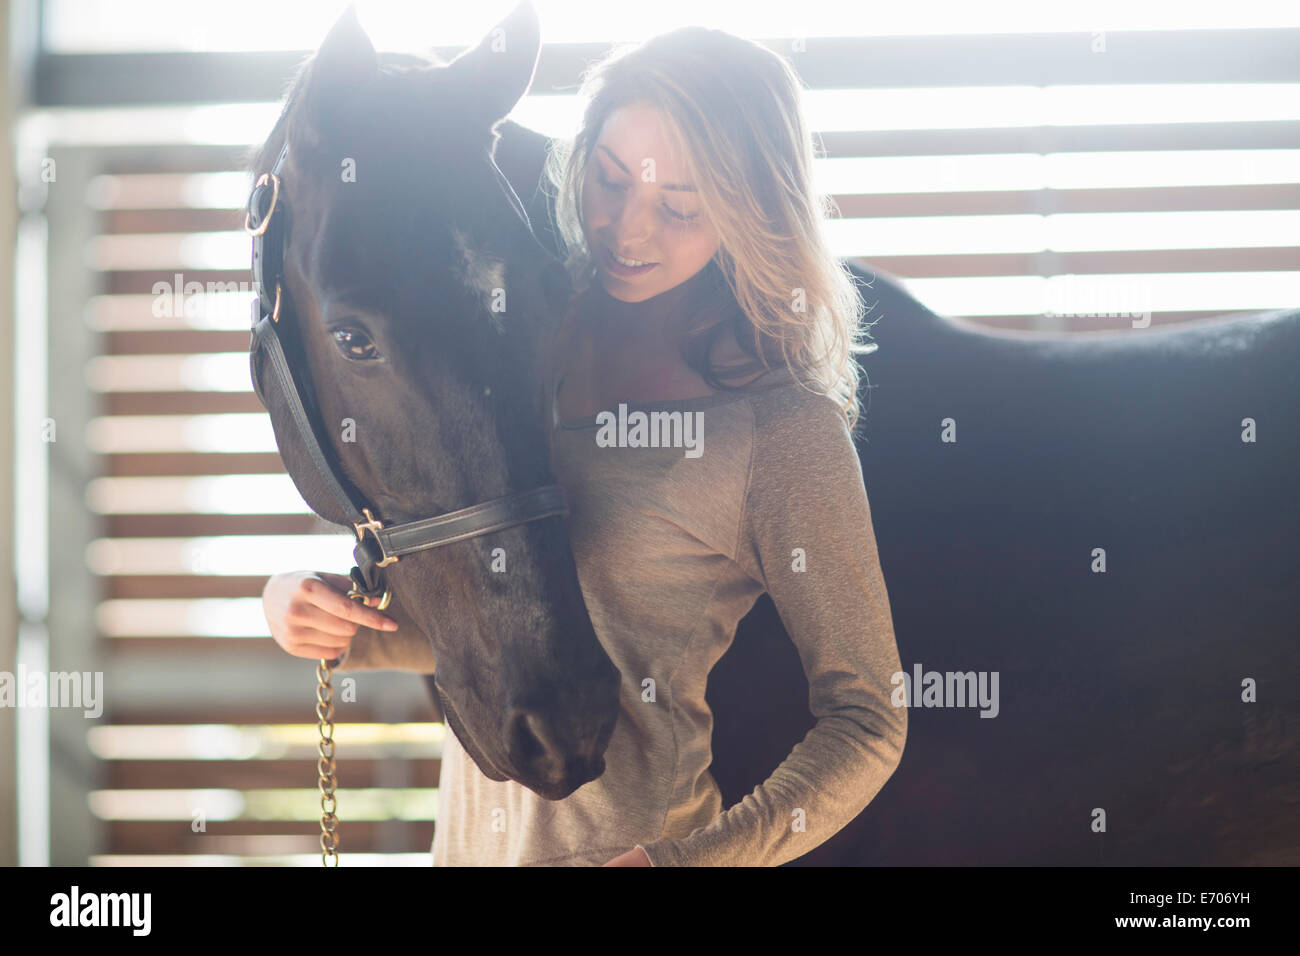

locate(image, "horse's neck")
(538, 287), (583, 382)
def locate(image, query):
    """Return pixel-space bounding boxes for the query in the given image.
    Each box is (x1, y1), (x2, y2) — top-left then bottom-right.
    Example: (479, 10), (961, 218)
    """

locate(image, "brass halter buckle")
(352, 508), (399, 567)
(349, 508), (395, 611)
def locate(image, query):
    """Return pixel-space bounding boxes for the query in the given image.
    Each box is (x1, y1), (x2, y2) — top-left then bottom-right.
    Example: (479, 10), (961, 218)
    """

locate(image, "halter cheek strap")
(246, 140), (568, 615)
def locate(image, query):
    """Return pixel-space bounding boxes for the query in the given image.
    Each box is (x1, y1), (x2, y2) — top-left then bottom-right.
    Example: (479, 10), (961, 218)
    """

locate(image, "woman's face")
(580, 104), (721, 303)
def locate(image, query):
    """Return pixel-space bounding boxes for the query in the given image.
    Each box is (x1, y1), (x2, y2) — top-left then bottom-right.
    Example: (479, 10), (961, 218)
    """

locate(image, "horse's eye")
(331, 327), (379, 361)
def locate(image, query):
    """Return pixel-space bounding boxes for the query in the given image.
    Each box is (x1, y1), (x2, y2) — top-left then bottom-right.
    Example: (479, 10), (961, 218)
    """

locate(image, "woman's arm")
(636, 389), (907, 866)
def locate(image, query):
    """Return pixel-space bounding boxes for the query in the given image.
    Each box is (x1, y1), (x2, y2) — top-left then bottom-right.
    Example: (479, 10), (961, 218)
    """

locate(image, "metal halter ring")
(243, 171), (281, 237)
(347, 584), (392, 613)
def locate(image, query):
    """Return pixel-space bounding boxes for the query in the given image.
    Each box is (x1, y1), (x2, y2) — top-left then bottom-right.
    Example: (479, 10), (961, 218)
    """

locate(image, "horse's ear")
(300, 4), (378, 142)
(444, 0), (542, 127)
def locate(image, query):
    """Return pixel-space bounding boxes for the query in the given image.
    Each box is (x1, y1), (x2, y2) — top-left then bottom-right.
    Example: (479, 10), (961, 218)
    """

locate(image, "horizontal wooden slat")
(106, 759), (441, 790)
(94, 144), (255, 173)
(1040, 247), (1300, 274)
(101, 249), (1300, 295)
(102, 450), (284, 475)
(34, 30), (1300, 107)
(94, 182), (1300, 237)
(101, 654), (439, 710)
(106, 638), (307, 658)
(35, 118), (1300, 165)
(835, 184), (1300, 218)
(957, 310), (1262, 333)
(104, 637), (363, 656)
(103, 575), (298, 600)
(102, 330), (254, 354)
(851, 247), (1300, 278)
(104, 820), (436, 855)
(106, 269), (247, 295)
(102, 515), (321, 539)
(103, 394), (266, 416)
(108, 702), (440, 726)
(819, 121), (1300, 158)
(104, 208), (243, 232)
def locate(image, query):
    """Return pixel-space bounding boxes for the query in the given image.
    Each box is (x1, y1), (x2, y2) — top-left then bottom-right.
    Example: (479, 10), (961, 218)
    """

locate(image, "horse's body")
(261, 3), (1298, 862)
(498, 116), (1300, 864)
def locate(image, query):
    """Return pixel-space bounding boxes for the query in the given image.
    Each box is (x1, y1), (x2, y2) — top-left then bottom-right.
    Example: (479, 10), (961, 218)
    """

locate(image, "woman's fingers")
(290, 641), (351, 661)
(287, 600), (359, 641)
(304, 574), (399, 631)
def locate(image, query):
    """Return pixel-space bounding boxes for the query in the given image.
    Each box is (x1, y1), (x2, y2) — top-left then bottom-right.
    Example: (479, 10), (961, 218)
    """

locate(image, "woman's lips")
(601, 244), (658, 277)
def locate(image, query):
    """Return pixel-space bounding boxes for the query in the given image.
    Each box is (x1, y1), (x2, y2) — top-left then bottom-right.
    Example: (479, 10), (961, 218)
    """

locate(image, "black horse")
(496, 114), (1300, 865)
(248, 4), (620, 802)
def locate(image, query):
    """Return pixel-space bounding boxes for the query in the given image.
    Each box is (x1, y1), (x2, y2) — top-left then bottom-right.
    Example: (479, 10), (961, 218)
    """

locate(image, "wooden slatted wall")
(76, 143), (440, 865)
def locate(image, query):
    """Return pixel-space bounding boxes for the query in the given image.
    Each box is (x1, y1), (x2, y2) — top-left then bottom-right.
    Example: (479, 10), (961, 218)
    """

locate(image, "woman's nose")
(610, 191), (655, 246)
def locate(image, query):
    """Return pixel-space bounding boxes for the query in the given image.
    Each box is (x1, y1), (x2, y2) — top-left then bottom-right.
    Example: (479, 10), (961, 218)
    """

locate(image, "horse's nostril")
(505, 708), (608, 790)
(507, 709), (550, 766)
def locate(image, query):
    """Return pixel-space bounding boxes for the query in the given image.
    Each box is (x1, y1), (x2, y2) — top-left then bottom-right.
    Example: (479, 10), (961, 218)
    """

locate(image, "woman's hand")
(602, 847), (652, 866)
(263, 570), (398, 661)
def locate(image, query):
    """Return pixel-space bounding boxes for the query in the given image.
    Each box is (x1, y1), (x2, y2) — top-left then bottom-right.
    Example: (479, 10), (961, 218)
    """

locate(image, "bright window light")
(828, 215), (1047, 256)
(87, 787), (438, 821)
(85, 413), (275, 453)
(828, 210), (1300, 258)
(87, 354), (261, 393)
(87, 723), (443, 760)
(87, 534), (357, 577)
(96, 596), (318, 637)
(29, 85), (1300, 147)
(903, 271), (1300, 316)
(816, 150), (1300, 195)
(1047, 210), (1300, 251)
(44, 0), (1300, 52)
(87, 293), (256, 331)
(85, 475), (315, 516)
(86, 172), (252, 209)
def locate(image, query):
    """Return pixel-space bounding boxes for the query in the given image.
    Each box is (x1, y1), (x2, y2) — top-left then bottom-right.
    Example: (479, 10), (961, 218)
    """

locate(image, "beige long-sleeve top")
(339, 366), (907, 866)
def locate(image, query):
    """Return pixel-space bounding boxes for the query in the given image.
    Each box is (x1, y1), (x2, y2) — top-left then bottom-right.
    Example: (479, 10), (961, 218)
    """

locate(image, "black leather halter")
(245, 140), (568, 618)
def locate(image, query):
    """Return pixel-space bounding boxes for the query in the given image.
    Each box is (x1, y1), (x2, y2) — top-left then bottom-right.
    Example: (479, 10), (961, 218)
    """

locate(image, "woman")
(263, 26), (906, 866)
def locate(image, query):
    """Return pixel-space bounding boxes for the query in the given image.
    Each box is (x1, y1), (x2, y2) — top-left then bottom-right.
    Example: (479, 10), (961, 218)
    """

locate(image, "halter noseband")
(245, 140), (568, 623)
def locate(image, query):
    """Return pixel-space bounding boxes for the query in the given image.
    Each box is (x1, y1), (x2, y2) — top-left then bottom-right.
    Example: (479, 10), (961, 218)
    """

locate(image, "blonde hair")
(544, 27), (876, 429)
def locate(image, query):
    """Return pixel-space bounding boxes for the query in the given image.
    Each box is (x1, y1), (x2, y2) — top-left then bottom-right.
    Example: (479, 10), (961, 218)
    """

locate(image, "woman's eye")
(331, 327), (379, 361)
(596, 172), (699, 223)
(595, 171), (626, 194)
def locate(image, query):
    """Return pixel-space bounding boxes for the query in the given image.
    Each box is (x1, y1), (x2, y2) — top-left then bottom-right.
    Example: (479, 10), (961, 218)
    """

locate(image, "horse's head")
(249, 2), (619, 799)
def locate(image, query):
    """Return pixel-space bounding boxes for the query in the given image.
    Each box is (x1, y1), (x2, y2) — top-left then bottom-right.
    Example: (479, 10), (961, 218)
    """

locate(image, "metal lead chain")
(316, 657), (339, 866)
